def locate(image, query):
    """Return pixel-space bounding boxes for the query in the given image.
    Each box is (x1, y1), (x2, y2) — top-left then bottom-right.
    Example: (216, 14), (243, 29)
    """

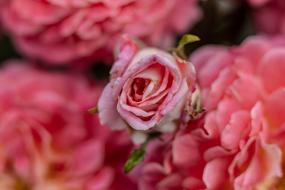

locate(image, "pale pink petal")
(221, 111), (250, 150)
(110, 35), (139, 79)
(203, 158), (229, 189)
(173, 134), (200, 168)
(258, 48), (285, 93)
(98, 83), (127, 129)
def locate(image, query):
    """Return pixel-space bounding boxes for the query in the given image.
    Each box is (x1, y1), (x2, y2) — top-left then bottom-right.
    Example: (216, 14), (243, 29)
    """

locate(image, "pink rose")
(138, 36), (285, 190)
(191, 35), (285, 189)
(0, 0), (201, 65)
(0, 62), (136, 190)
(98, 36), (196, 131)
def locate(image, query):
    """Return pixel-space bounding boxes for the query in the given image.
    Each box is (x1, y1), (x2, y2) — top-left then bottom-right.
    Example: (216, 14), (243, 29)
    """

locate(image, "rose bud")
(98, 36), (196, 131)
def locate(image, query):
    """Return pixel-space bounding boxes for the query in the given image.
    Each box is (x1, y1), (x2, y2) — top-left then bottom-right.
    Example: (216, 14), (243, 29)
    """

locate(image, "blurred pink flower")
(248, 0), (271, 7)
(249, 0), (285, 35)
(0, 62), (136, 190)
(0, 0), (201, 65)
(98, 36), (196, 131)
(139, 36), (285, 190)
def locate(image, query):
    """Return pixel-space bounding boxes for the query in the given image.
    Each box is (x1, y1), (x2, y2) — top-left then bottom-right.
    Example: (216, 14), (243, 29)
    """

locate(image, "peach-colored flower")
(249, 0), (285, 35)
(98, 36), (196, 131)
(0, 62), (136, 190)
(0, 0), (201, 65)
(138, 36), (285, 190)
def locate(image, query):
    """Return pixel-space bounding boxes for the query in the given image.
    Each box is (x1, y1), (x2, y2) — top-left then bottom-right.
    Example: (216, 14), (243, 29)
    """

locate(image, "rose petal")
(98, 84), (127, 129)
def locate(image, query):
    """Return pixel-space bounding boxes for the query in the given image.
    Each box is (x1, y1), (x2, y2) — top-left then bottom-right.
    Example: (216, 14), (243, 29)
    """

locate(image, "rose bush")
(138, 36), (285, 190)
(0, 62), (136, 190)
(0, 0), (200, 65)
(98, 36), (196, 131)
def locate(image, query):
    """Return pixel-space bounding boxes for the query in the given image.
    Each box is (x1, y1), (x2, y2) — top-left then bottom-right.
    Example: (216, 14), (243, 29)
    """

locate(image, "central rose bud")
(98, 36), (196, 131)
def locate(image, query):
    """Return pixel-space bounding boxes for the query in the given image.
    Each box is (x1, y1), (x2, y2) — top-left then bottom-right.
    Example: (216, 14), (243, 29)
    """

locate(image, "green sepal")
(176, 34), (200, 59)
(88, 107), (99, 114)
(124, 146), (145, 173)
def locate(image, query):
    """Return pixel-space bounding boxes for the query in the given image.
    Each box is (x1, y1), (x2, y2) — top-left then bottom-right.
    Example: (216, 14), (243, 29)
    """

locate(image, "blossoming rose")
(0, 62), (136, 190)
(98, 36), (196, 131)
(189, 36), (285, 189)
(0, 0), (200, 65)
(138, 36), (285, 190)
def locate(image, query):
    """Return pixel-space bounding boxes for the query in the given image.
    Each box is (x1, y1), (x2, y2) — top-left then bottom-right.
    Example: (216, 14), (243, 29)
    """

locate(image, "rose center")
(132, 78), (151, 101)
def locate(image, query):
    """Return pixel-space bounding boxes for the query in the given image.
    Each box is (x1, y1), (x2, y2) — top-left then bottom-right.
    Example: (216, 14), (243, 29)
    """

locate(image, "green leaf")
(124, 147), (145, 173)
(88, 107), (99, 114)
(176, 34), (200, 59)
(123, 131), (162, 173)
